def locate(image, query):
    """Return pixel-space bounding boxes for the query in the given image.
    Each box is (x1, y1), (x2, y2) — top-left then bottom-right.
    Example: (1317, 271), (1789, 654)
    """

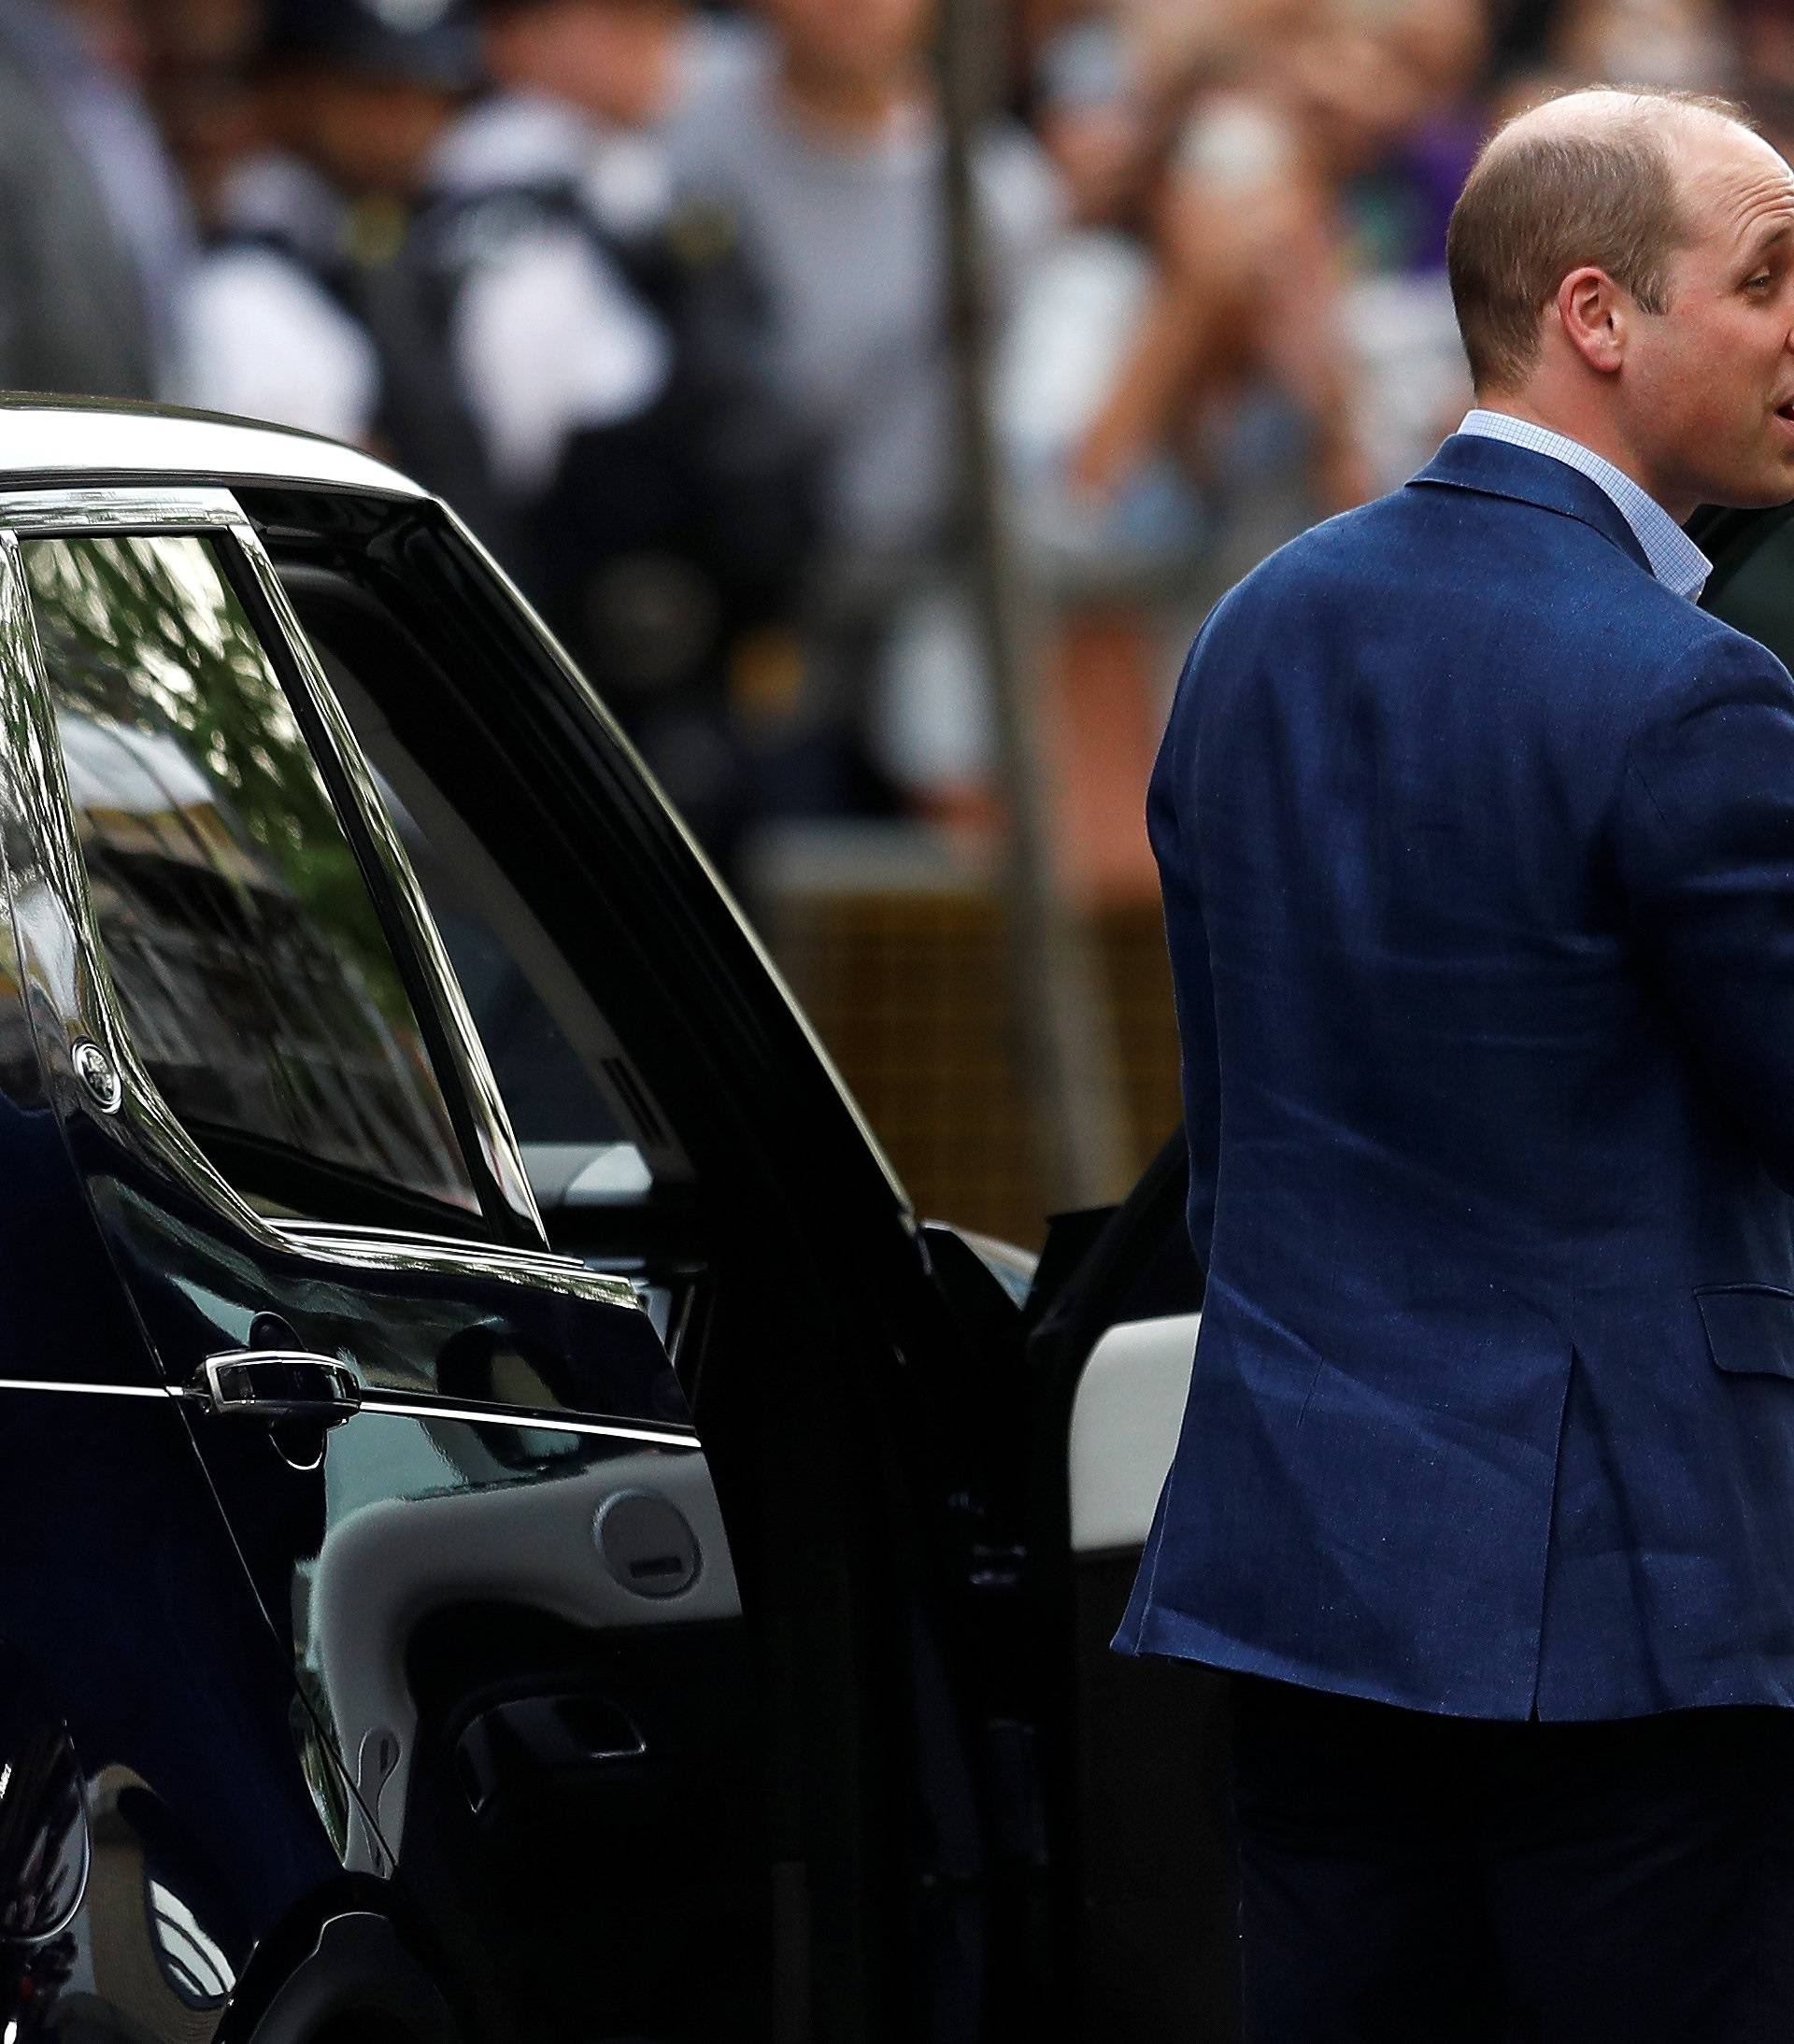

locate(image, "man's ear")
(1555, 264), (1628, 375)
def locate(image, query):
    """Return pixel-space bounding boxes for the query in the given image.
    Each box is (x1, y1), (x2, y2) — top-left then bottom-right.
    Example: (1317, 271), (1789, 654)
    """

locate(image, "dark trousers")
(1229, 1674), (1794, 2043)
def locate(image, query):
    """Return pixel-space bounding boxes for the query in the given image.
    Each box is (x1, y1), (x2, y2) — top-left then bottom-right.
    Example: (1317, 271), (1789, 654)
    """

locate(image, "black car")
(2, 400), (1783, 2044)
(0, 396), (1221, 2044)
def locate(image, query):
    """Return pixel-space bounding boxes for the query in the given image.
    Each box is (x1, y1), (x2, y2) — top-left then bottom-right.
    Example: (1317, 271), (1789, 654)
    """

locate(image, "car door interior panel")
(1023, 1144), (1235, 2044)
(1066, 1313), (1198, 1556)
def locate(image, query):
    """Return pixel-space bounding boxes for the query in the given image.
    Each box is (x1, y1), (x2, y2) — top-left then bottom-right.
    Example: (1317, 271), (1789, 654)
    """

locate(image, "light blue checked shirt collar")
(1458, 408), (1712, 602)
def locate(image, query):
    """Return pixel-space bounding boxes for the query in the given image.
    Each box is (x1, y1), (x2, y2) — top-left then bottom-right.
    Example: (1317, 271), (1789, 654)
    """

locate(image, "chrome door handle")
(191, 1350), (363, 1426)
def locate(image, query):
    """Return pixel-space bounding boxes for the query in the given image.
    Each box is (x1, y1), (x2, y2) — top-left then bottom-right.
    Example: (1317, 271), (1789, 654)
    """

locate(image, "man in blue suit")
(1118, 84), (1794, 2040)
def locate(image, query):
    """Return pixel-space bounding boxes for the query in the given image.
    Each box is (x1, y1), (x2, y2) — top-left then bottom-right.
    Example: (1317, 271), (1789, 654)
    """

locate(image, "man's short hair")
(1446, 88), (1755, 393)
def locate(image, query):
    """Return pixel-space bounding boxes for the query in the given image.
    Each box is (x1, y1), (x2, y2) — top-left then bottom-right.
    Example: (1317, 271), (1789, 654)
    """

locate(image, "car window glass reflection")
(23, 533), (479, 1228)
(368, 768), (655, 1206)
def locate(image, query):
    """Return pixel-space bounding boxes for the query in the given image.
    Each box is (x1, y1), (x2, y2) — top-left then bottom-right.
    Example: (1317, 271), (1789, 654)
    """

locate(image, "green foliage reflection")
(25, 534), (477, 1222)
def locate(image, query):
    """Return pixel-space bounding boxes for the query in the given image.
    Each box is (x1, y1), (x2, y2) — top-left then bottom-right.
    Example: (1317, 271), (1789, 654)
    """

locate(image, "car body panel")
(0, 472), (773, 2039)
(0, 400), (423, 500)
(0, 1376), (348, 2043)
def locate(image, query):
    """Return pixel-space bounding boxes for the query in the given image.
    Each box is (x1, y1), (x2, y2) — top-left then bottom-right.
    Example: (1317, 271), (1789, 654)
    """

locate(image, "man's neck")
(1470, 393), (1692, 522)
(774, 50), (923, 149)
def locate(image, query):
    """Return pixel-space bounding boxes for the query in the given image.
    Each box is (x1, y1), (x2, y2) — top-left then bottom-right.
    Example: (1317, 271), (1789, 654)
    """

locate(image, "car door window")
(258, 566), (704, 1364)
(22, 532), (481, 1230)
(276, 587), (693, 1230)
(374, 767), (655, 1209)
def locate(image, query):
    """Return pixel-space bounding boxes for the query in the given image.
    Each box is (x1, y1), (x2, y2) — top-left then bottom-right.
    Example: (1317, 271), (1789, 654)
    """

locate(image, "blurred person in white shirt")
(666, 0), (1061, 817)
(999, 14), (1212, 595)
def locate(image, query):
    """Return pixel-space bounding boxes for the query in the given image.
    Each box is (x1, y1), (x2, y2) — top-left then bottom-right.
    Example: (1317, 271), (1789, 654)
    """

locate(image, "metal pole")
(935, 0), (1132, 1213)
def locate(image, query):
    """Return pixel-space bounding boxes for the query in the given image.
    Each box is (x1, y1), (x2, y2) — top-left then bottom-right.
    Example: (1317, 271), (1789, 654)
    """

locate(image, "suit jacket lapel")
(1408, 433), (1658, 579)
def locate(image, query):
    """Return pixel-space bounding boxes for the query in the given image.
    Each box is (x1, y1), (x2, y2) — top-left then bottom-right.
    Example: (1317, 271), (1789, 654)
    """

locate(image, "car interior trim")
(1068, 1311), (1200, 1554)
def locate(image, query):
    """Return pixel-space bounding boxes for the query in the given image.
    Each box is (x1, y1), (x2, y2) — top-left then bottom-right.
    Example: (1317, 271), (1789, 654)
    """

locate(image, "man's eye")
(1747, 273), (1776, 291)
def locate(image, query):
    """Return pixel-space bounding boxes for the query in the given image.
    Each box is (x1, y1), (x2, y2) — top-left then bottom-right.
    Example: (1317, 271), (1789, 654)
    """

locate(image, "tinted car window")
(23, 533), (479, 1228)
(282, 591), (676, 1222)
(371, 771), (654, 1207)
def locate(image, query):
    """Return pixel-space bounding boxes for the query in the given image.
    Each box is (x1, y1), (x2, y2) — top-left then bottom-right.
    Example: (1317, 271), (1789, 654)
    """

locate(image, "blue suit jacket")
(1114, 433), (1794, 1720)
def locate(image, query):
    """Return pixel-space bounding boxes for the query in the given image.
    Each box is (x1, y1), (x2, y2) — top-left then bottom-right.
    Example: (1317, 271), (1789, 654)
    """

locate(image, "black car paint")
(0, 1080), (352, 2039)
(244, 491), (1037, 2031)
(0, 461), (1053, 2044)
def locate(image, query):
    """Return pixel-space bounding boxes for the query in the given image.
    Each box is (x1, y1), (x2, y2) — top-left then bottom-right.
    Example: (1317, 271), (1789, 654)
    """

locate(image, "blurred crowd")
(6, 0), (1792, 880)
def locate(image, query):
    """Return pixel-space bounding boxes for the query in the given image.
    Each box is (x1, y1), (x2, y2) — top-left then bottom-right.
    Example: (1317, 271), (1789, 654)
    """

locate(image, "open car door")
(1019, 1135), (1238, 2043)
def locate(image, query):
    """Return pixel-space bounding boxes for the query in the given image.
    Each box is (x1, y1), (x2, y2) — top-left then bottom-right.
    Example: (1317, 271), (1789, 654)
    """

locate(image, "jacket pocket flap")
(1696, 1285), (1794, 1380)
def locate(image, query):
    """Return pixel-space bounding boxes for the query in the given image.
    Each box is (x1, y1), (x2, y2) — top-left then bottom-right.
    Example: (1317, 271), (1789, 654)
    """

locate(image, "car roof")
(0, 395), (425, 498)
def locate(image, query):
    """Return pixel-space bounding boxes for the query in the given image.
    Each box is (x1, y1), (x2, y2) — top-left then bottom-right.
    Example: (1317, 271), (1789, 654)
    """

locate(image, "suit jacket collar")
(1408, 433), (1655, 578)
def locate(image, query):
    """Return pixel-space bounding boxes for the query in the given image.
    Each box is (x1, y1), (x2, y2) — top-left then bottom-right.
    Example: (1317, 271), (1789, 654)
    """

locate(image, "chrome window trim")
(349, 1389), (698, 1447)
(271, 1219), (646, 1315)
(0, 486), (243, 532)
(0, 502), (652, 1358)
(0, 1380), (170, 1399)
(0, 1378), (697, 1448)
(0, 528), (125, 1094)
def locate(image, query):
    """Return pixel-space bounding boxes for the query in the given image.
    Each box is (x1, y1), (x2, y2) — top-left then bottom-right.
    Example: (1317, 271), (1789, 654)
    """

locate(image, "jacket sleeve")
(1614, 627), (1794, 1194)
